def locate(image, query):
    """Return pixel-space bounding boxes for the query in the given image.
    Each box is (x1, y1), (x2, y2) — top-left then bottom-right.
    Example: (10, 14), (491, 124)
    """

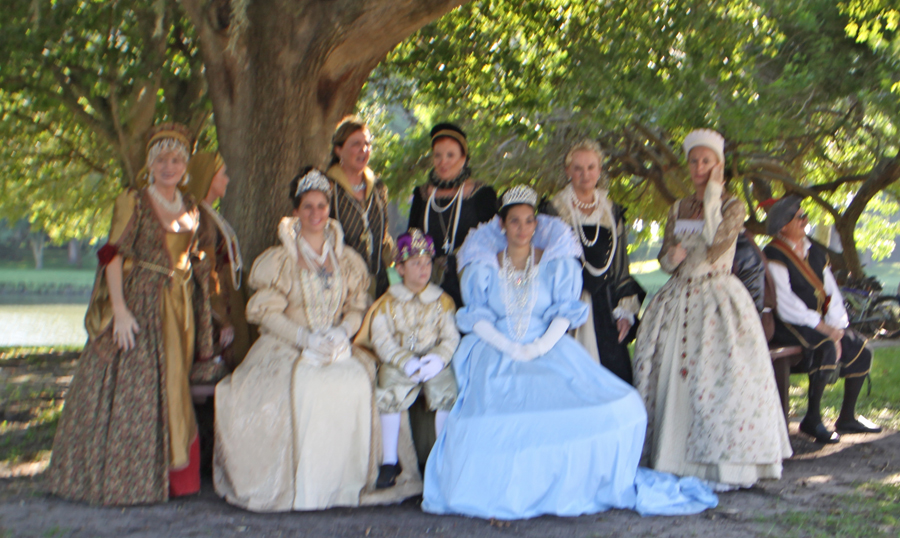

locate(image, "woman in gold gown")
(48, 123), (212, 505)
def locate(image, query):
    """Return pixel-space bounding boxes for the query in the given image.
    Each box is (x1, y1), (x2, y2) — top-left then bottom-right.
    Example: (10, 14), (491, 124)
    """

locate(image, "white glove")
(306, 331), (334, 356)
(299, 332), (332, 366)
(403, 357), (422, 378)
(518, 318), (570, 361)
(473, 320), (523, 358)
(324, 326), (351, 362)
(413, 354), (444, 383)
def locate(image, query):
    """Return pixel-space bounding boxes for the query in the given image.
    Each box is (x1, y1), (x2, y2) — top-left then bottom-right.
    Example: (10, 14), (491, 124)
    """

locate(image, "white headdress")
(682, 129), (725, 163)
(294, 169), (332, 198)
(501, 185), (538, 210)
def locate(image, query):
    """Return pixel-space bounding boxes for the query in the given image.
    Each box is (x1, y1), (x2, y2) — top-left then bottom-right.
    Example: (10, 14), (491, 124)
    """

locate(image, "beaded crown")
(396, 228), (435, 264)
(501, 185), (538, 209)
(294, 169), (332, 198)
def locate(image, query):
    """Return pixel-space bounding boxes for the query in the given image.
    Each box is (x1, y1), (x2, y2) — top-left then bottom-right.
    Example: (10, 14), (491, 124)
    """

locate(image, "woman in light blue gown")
(422, 186), (717, 520)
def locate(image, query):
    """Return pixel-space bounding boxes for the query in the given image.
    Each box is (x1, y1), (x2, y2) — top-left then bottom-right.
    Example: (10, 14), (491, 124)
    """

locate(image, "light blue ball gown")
(422, 215), (717, 520)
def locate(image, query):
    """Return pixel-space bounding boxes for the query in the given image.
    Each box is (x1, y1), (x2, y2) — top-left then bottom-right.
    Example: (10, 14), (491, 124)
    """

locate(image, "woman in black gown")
(407, 123), (498, 307)
(548, 139), (645, 383)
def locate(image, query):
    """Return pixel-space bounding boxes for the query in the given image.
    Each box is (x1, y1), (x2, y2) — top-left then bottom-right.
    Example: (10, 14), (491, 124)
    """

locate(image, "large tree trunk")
(833, 157), (900, 276)
(182, 0), (466, 267)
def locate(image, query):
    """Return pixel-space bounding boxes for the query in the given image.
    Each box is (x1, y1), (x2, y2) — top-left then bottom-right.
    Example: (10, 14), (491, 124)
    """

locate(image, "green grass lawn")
(788, 345), (900, 430)
(0, 268), (96, 289)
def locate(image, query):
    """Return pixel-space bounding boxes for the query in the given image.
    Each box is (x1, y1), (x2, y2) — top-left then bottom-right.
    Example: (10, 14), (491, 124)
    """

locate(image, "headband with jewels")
(294, 169), (332, 198)
(146, 122), (193, 151)
(501, 185), (538, 210)
(682, 128), (725, 163)
(396, 228), (435, 264)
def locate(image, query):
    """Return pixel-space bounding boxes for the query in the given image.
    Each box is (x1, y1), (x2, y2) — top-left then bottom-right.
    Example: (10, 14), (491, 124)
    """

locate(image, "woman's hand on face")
(112, 308), (140, 351)
(668, 243), (688, 267)
(616, 318), (632, 343)
(709, 161), (725, 188)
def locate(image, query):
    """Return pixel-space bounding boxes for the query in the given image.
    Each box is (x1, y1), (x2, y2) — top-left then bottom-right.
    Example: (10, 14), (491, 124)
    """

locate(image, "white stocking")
(434, 410), (450, 437)
(380, 413), (401, 465)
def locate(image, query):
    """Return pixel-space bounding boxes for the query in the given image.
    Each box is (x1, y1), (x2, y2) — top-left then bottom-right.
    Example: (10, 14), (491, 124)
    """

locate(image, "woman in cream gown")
(214, 168), (375, 512)
(633, 129), (792, 490)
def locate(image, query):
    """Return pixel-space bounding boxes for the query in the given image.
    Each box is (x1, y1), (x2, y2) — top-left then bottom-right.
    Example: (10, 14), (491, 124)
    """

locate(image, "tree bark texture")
(832, 157), (900, 276)
(182, 0), (467, 267)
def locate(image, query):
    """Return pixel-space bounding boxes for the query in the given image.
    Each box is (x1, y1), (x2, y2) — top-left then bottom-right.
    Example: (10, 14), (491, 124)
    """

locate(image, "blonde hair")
(146, 138), (190, 184)
(564, 139), (605, 168)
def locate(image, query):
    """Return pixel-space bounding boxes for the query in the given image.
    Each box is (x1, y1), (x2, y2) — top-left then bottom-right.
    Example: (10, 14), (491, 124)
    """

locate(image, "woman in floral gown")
(633, 129), (792, 490)
(48, 123), (213, 505)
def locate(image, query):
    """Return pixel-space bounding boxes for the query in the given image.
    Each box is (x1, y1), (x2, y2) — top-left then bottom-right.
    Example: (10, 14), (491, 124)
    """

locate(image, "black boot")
(835, 376), (883, 434)
(376, 463), (402, 489)
(799, 372), (840, 444)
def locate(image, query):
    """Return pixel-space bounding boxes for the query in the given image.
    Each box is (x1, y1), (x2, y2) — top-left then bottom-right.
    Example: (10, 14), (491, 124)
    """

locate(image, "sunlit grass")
(768, 481), (900, 537)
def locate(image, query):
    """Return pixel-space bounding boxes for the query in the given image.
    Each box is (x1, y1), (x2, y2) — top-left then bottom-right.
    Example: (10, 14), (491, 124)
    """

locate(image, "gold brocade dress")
(48, 188), (212, 505)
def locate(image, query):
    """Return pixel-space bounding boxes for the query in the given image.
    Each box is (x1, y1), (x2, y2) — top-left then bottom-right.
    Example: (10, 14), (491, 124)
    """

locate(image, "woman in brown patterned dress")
(48, 123), (212, 505)
(326, 117), (393, 298)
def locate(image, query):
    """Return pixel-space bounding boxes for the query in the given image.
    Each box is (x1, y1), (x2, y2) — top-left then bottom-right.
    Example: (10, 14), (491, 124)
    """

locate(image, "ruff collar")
(456, 214), (582, 271)
(388, 282), (444, 304)
(277, 216), (346, 263)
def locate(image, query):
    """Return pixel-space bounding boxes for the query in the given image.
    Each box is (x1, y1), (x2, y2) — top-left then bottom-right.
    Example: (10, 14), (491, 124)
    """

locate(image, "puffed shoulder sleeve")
(338, 247), (372, 338)
(542, 257), (589, 327)
(245, 247), (301, 345)
(455, 263), (497, 332)
(98, 189), (140, 265)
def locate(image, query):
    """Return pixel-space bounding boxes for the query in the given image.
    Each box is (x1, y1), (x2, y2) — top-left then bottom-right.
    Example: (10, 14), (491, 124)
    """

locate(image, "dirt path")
(1, 351), (898, 537)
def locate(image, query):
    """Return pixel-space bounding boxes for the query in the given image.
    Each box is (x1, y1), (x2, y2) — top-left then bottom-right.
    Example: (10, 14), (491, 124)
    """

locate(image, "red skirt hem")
(169, 435), (201, 497)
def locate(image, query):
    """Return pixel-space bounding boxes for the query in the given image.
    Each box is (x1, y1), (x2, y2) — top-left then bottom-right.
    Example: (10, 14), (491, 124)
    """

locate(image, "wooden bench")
(769, 345), (803, 425)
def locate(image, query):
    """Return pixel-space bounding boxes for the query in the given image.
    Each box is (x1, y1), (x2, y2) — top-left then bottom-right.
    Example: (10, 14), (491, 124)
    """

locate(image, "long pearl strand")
(501, 245), (538, 342)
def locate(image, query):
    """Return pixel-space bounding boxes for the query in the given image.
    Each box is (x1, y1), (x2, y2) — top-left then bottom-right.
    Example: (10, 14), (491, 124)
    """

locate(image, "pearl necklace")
(564, 186), (617, 277)
(425, 185), (464, 254)
(500, 246), (538, 342)
(568, 188), (601, 248)
(148, 185), (184, 214)
(296, 236), (343, 332)
(571, 190), (598, 210)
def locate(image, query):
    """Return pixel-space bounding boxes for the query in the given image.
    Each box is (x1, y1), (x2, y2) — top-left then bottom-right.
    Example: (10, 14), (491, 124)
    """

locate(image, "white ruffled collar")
(388, 282), (444, 304)
(456, 214), (583, 271)
(277, 217), (346, 263)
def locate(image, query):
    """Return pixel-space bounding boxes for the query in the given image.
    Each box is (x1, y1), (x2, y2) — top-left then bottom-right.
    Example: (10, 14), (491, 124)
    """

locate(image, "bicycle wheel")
(866, 296), (900, 339)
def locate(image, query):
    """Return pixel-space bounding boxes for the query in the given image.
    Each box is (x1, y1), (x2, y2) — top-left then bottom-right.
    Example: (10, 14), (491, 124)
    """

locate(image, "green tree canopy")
(363, 0), (900, 272)
(0, 0), (209, 243)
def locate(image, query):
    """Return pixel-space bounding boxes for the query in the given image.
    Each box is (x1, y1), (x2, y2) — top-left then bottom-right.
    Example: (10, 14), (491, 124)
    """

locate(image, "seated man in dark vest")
(763, 195), (882, 443)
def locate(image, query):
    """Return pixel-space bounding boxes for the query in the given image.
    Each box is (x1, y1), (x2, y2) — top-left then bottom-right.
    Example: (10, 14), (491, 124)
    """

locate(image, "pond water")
(0, 304), (88, 347)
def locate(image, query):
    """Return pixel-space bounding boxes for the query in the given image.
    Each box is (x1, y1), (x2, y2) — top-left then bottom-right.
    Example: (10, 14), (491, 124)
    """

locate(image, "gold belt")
(136, 260), (194, 330)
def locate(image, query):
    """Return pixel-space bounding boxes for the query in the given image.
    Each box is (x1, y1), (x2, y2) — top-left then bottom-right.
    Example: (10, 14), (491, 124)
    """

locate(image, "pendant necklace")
(298, 235), (333, 288)
(425, 185), (464, 254)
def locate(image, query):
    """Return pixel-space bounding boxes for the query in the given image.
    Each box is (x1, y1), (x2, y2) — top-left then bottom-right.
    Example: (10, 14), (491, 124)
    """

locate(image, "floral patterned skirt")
(633, 271), (792, 486)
